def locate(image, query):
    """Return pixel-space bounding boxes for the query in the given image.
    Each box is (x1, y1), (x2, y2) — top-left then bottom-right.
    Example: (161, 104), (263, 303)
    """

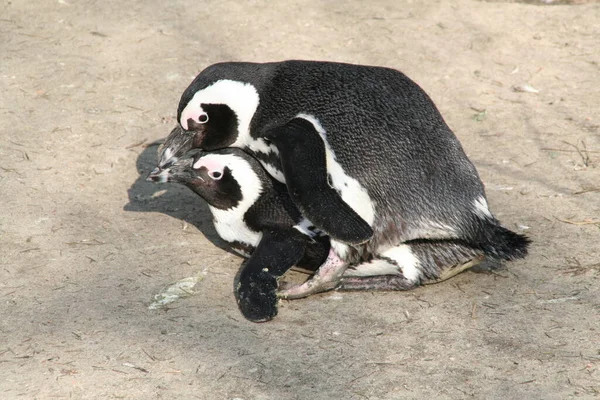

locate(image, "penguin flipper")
(236, 228), (307, 322)
(265, 118), (373, 245)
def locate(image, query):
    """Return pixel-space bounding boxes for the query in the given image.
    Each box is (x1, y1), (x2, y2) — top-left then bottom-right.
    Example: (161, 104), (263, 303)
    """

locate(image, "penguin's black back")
(182, 61), (494, 244)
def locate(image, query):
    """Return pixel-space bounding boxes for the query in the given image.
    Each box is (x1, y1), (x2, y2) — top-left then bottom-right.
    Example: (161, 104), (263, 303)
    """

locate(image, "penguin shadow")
(123, 142), (312, 309)
(123, 141), (235, 256)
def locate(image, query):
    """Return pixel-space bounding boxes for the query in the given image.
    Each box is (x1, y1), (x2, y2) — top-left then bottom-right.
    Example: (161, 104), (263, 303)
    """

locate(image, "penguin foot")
(236, 274), (279, 323)
(278, 250), (347, 299)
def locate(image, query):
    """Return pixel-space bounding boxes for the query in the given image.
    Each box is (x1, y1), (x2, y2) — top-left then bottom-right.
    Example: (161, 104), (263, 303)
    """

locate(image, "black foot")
(236, 273), (279, 323)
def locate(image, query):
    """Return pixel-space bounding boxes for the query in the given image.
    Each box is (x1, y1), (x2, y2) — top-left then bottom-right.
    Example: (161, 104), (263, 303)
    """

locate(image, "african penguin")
(155, 60), (530, 299)
(147, 148), (330, 322)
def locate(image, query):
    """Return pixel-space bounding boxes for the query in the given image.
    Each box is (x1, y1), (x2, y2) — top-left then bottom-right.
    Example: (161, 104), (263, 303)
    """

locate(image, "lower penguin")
(148, 148), (330, 322)
(148, 148), (530, 321)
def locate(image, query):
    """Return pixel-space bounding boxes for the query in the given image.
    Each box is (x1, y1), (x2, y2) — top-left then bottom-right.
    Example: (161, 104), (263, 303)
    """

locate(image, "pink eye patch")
(193, 157), (223, 175)
(181, 108), (207, 130)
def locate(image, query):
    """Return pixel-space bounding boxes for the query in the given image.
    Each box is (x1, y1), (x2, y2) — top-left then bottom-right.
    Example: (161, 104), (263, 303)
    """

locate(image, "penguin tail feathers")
(476, 223), (531, 261)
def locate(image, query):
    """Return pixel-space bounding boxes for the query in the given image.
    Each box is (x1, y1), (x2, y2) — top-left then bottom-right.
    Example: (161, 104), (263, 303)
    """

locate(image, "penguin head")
(158, 75), (261, 169)
(148, 149), (263, 211)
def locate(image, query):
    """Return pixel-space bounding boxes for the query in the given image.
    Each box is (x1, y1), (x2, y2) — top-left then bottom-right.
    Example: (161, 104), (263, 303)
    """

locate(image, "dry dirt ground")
(1, 0), (599, 399)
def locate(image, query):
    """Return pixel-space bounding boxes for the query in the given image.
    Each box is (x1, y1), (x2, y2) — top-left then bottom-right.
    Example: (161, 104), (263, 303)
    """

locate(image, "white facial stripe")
(474, 196), (492, 218)
(380, 245), (421, 282)
(201, 154), (264, 248)
(296, 113), (375, 226)
(180, 79), (259, 139)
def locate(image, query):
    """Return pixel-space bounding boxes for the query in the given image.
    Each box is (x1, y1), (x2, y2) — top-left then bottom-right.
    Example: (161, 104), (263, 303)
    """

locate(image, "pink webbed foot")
(278, 249), (347, 299)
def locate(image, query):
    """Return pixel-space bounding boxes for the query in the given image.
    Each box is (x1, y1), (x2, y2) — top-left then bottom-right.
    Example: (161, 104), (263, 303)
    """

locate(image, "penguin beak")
(147, 167), (170, 183)
(158, 125), (195, 169)
(148, 158), (197, 184)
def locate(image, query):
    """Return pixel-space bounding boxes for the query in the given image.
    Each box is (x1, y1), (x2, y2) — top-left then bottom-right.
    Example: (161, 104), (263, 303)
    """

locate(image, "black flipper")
(264, 118), (374, 245)
(236, 228), (308, 322)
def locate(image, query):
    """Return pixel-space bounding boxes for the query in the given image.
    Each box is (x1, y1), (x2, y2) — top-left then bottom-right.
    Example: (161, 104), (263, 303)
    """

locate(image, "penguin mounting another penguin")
(150, 60), (530, 322)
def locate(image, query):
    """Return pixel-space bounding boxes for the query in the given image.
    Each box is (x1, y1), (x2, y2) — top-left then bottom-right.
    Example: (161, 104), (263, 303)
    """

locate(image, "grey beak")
(147, 167), (163, 182)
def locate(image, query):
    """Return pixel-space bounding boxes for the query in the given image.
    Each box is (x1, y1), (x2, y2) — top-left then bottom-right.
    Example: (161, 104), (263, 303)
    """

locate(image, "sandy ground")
(1, 0), (599, 399)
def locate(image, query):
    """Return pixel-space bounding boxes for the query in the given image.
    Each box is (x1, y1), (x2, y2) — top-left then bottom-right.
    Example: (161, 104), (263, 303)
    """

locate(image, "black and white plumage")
(156, 60), (530, 299)
(148, 148), (329, 322)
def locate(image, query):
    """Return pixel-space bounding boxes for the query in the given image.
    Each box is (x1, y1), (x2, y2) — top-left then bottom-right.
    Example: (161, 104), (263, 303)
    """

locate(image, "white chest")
(210, 207), (263, 249)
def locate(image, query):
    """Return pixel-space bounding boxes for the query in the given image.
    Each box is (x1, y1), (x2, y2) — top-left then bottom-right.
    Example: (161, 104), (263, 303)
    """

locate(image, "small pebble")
(512, 84), (540, 93)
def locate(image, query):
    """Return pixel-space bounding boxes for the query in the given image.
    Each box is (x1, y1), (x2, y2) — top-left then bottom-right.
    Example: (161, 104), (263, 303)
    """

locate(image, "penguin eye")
(198, 112), (209, 124)
(209, 170), (222, 180)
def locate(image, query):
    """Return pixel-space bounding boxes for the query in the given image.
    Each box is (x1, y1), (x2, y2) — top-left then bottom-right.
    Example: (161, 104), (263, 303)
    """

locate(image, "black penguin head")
(158, 67), (261, 169)
(148, 150), (264, 211)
